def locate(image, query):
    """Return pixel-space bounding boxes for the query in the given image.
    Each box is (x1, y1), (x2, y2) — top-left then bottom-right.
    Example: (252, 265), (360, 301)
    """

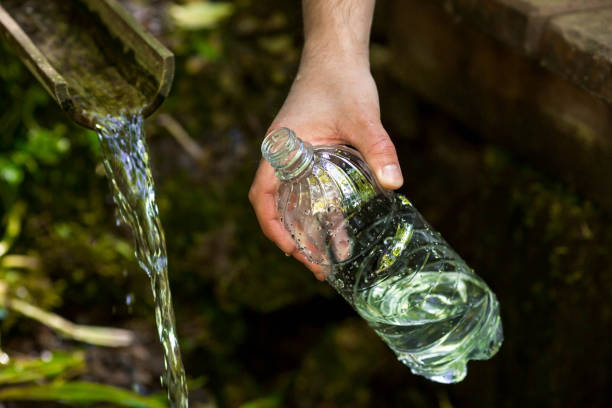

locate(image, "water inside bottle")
(329, 195), (503, 383)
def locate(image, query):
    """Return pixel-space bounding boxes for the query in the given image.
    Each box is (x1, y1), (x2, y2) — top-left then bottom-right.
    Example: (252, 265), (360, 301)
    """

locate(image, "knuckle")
(368, 135), (396, 157)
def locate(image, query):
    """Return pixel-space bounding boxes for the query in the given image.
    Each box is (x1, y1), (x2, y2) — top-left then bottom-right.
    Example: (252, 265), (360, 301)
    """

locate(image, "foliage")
(0, 351), (165, 407)
(169, 2), (234, 30)
(0, 382), (167, 408)
(0, 351), (85, 385)
(0, 201), (60, 317)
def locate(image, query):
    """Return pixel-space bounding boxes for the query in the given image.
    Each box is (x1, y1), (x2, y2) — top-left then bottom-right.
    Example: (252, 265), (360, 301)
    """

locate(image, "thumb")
(350, 123), (403, 190)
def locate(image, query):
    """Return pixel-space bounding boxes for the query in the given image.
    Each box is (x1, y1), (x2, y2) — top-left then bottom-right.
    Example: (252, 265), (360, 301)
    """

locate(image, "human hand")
(249, 50), (403, 280)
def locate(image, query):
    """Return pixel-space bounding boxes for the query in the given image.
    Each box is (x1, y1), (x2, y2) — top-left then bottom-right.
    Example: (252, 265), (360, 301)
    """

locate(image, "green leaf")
(24, 125), (70, 165)
(0, 159), (23, 186)
(0, 381), (168, 408)
(0, 201), (26, 258)
(194, 38), (222, 61)
(0, 350), (85, 385)
(169, 2), (234, 30)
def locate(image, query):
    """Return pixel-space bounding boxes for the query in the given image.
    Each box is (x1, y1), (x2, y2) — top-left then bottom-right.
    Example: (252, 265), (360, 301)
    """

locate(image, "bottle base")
(404, 358), (468, 384)
(395, 298), (503, 384)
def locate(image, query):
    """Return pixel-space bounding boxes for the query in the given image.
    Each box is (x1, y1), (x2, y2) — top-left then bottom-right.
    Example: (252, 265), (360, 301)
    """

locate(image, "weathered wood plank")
(540, 9), (612, 106)
(388, 0), (612, 210)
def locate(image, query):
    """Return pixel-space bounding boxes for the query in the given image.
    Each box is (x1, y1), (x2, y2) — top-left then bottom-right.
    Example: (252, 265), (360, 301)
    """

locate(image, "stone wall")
(386, 0), (612, 211)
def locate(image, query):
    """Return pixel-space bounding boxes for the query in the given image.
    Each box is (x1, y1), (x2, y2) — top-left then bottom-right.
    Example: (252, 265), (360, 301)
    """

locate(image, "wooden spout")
(0, 0), (174, 129)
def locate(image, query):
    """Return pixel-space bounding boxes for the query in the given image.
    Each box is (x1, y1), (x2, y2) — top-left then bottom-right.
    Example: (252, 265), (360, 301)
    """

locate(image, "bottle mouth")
(261, 128), (297, 163)
(261, 127), (314, 180)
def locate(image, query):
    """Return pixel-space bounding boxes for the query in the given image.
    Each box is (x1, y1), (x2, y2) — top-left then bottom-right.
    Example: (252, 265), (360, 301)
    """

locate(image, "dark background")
(0, 0), (610, 407)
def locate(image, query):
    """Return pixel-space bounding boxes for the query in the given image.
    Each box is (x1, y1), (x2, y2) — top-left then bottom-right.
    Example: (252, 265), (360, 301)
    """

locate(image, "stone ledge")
(540, 9), (612, 105)
(432, 0), (612, 105)
(388, 0), (612, 210)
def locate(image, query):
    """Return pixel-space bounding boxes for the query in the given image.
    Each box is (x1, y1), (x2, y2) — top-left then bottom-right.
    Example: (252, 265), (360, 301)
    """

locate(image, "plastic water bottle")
(261, 128), (503, 383)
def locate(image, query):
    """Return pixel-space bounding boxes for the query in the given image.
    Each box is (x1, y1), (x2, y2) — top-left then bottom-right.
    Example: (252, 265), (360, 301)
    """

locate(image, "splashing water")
(95, 113), (188, 408)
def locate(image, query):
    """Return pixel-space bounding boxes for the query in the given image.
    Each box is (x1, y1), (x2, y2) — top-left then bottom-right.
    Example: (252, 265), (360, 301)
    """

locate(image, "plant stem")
(0, 282), (133, 347)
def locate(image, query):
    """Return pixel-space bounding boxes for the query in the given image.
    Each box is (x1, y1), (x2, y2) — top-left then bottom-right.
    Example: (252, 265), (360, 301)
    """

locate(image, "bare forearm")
(301, 0), (375, 66)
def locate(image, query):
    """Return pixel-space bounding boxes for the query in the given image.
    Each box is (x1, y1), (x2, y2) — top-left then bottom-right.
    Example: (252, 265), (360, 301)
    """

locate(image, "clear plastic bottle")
(261, 128), (503, 383)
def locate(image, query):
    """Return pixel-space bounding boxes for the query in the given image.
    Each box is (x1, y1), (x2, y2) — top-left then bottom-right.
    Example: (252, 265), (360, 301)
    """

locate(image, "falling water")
(95, 113), (188, 408)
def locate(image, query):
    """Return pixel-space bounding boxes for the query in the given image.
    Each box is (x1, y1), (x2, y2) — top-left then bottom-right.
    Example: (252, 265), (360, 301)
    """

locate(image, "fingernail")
(379, 164), (403, 188)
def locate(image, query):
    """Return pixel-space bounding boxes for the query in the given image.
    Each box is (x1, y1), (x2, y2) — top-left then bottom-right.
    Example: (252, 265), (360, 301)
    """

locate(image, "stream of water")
(95, 113), (188, 408)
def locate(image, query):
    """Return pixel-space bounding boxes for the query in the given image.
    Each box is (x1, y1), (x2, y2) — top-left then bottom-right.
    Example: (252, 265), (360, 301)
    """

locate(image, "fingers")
(249, 158), (328, 281)
(248, 161), (295, 255)
(349, 121), (403, 190)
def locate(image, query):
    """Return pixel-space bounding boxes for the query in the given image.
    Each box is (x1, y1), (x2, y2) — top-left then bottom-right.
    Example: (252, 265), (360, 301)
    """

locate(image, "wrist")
(301, 0), (374, 69)
(300, 39), (370, 73)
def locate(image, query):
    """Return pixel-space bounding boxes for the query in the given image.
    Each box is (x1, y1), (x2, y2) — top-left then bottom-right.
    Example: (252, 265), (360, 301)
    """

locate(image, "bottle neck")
(261, 128), (314, 181)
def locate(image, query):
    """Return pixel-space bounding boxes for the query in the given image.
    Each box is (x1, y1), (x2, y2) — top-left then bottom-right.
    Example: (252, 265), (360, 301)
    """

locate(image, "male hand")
(249, 0), (402, 280)
(249, 51), (403, 280)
